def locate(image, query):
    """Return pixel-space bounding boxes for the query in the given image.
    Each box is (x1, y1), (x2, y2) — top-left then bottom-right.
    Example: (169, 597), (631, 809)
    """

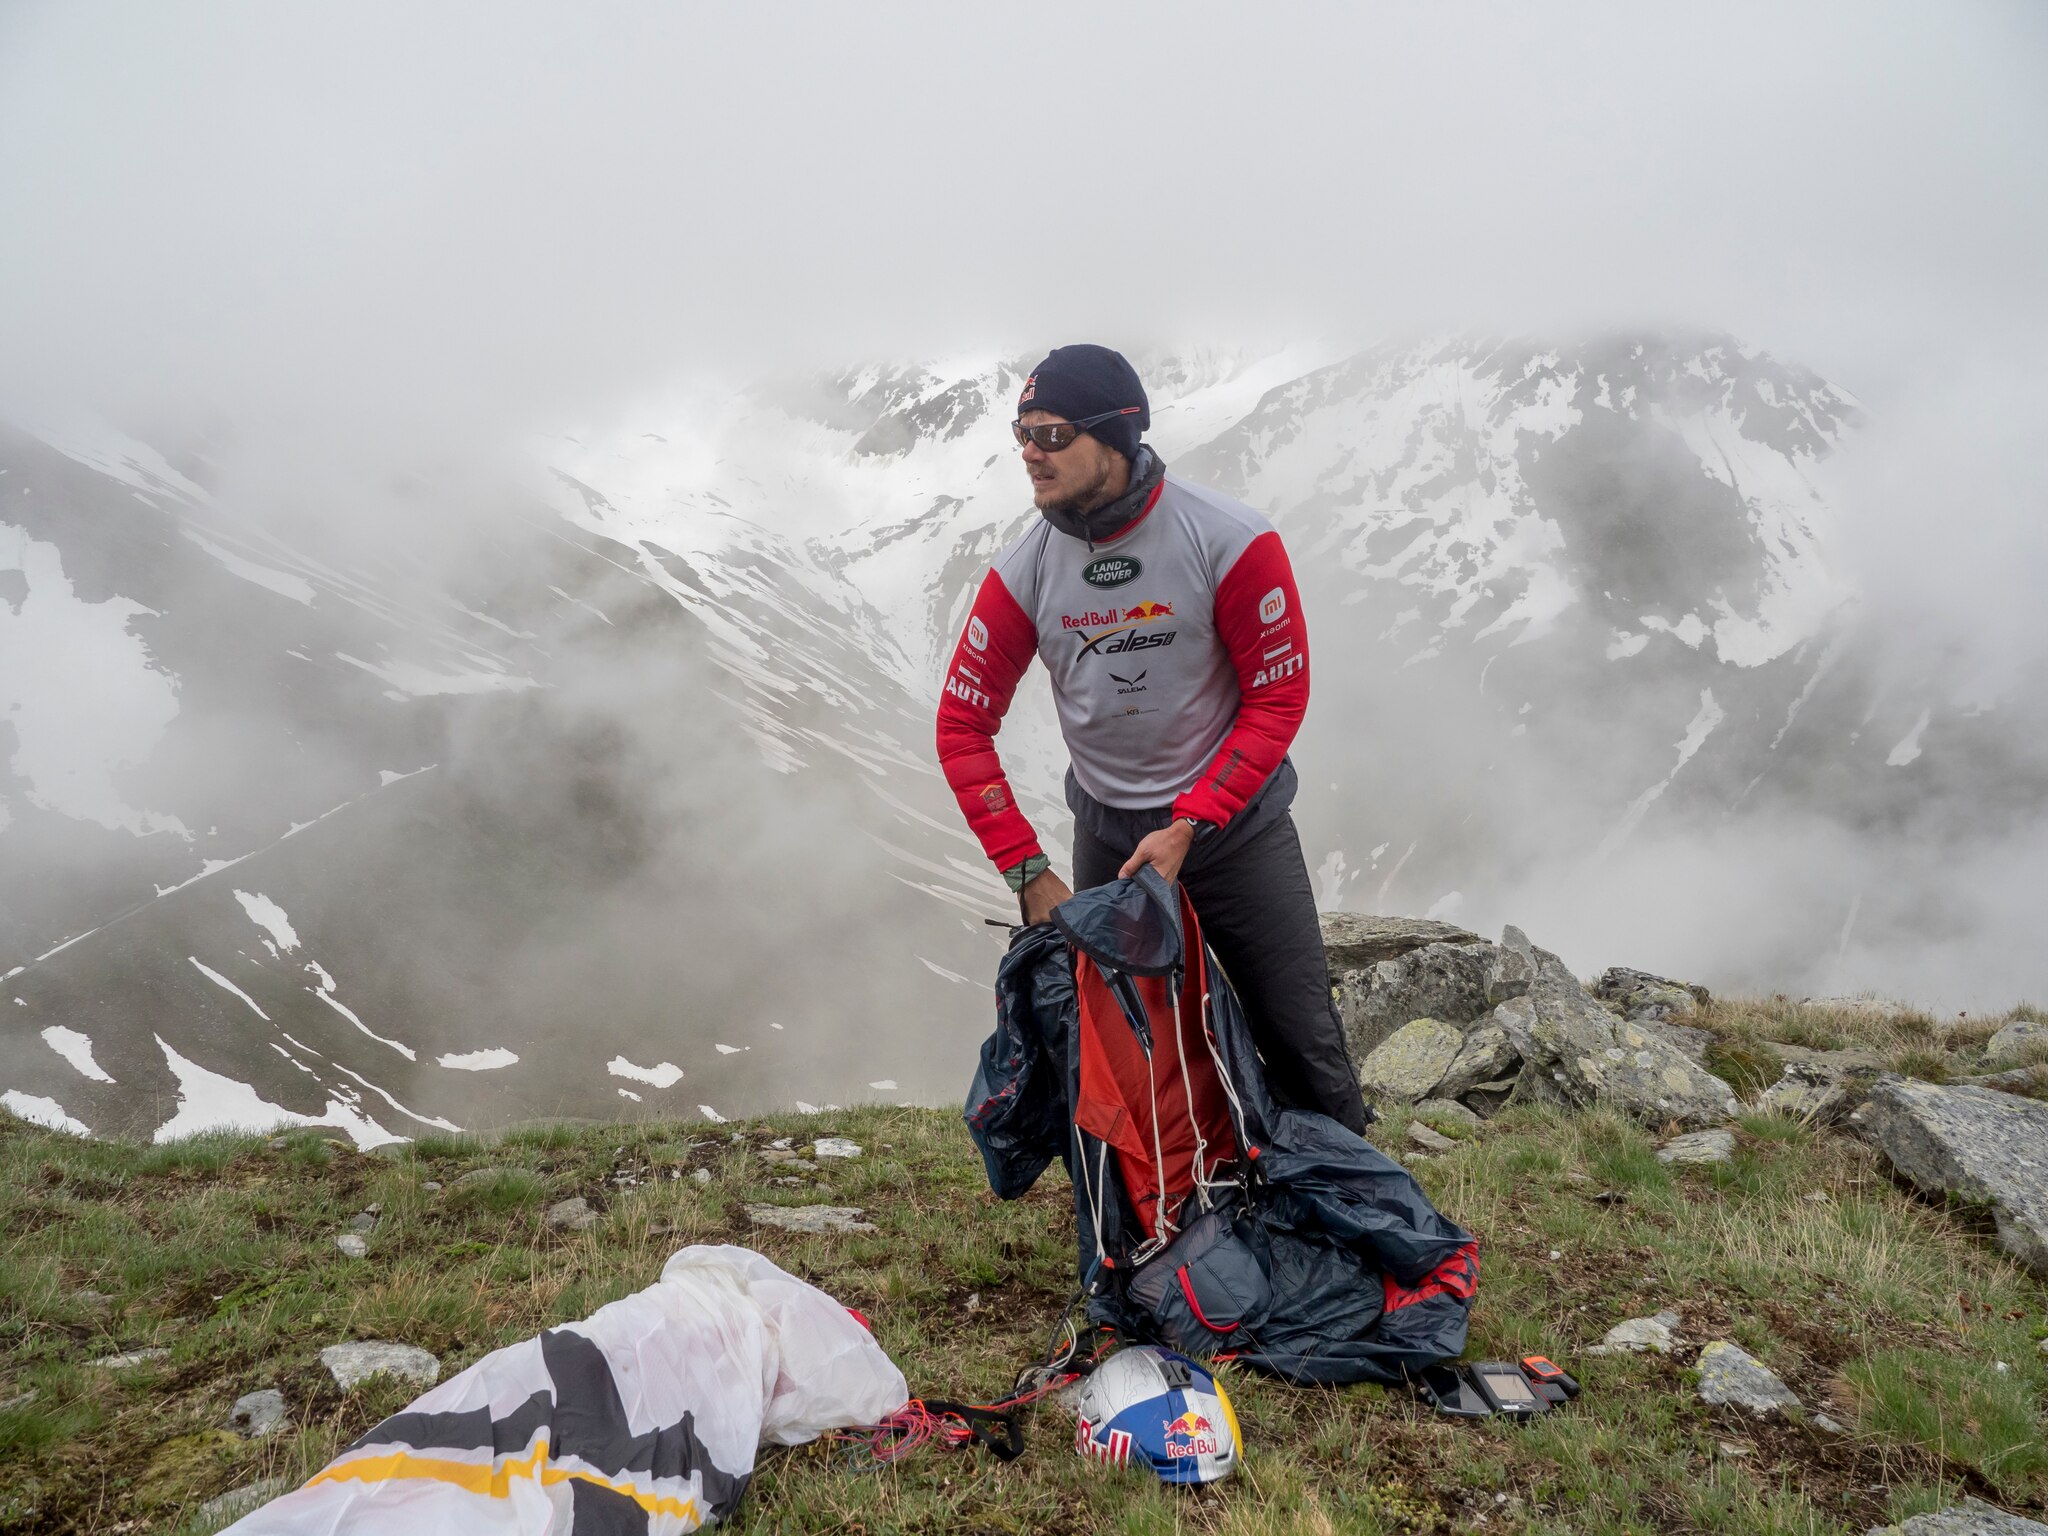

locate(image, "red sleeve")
(935, 569), (1043, 870)
(1173, 530), (1309, 827)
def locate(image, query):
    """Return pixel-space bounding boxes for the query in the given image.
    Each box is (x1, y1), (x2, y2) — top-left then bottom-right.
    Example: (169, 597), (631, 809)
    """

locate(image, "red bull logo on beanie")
(1161, 1410), (1220, 1459)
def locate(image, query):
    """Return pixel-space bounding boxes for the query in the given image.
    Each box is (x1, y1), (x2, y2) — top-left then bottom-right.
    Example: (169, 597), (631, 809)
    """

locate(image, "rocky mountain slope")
(4, 333), (2041, 1144)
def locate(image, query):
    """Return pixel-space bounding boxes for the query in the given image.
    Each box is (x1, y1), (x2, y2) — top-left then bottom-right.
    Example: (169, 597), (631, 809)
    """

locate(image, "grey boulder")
(1432, 1006), (1525, 1099)
(1757, 1060), (1870, 1125)
(321, 1342), (440, 1390)
(1867, 1498), (2048, 1535)
(1594, 967), (1709, 1022)
(1358, 1018), (1465, 1103)
(1695, 1340), (1800, 1414)
(1586, 1310), (1679, 1355)
(1319, 913), (1482, 971)
(1335, 940), (1499, 1058)
(1985, 1019), (2048, 1066)
(1855, 1077), (2048, 1276)
(1502, 928), (1739, 1129)
(545, 1196), (599, 1233)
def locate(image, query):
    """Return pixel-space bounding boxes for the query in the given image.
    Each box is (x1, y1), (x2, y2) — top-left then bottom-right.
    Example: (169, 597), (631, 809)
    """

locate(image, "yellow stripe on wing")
(308, 1434), (704, 1524)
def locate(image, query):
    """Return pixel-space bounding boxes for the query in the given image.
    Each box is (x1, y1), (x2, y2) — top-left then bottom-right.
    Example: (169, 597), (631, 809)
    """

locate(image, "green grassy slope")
(2, 999), (2044, 1535)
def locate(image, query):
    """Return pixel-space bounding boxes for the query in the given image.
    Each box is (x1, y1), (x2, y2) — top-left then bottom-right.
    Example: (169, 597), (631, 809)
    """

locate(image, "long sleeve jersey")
(935, 468), (1309, 873)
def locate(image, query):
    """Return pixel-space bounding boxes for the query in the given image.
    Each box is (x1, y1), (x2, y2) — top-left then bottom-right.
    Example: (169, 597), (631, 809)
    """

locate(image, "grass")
(2, 999), (2045, 1533)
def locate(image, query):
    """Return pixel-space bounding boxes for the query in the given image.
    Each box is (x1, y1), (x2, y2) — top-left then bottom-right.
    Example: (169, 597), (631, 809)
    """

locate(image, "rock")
(335, 1233), (368, 1258)
(1432, 1012), (1524, 1099)
(1413, 1098), (1482, 1133)
(1985, 1019), (2048, 1066)
(1953, 1067), (2048, 1094)
(1866, 1498), (2048, 1535)
(1640, 1023), (1711, 1063)
(90, 1347), (169, 1369)
(70, 1288), (113, 1315)
(1407, 1121), (1458, 1153)
(1594, 967), (1710, 1021)
(1811, 1412), (1847, 1434)
(229, 1387), (287, 1438)
(346, 1212), (378, 1234)
(1337, 941), (1501, 1057)
(1855, 1077), (2048, 1275)
(1320, 913), (1483, 971)
(692, 1167), (713, 1185)
(744, 1204), (876, 1234)
(0, 1389), (38, 1413)
(1586, 1311), (1679, 1355)
(451, 1166), (517, 1189)
(1757, 1061), (1869, 1124)
(545, 1196), (599, 1233)
(1359, 1018), (1466, 1103)
(813, 1138), (863, 1160)
(421, 1180), (442, 1192)
(1695, 1340), (1800, 1415)
(321, 1342), (440, 1391)
(195, 1477), (291, 1526)
(1501, 927), (1739, 1128)
(1657, 1129), (1736, 1166)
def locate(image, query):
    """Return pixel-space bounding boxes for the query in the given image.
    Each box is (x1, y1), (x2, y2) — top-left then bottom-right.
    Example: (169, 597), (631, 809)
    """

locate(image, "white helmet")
(1073, 1346), (1241, 1485)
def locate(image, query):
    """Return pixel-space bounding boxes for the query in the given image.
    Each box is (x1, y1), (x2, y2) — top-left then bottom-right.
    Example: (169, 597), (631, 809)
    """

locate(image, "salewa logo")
(945, 675), (991, 710)
(1083, 556), (1141, 589)
(1110, 669), (1148, 694)
(1251, 652), (1304, 689)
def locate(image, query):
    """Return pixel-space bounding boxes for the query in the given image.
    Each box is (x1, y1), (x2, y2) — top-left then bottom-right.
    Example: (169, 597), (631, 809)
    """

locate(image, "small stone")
(0, 1389), (38, 1413)
(1414, 1098), (1482, 1133)
(1717, 1440), (1754, 1457)
(1658, 1129), (1737, 1166)
(347, 1212), (378, 1233)
(1548, 1249), (1563, 1261)
(1407, 1121), (1457, 1153)
(90, 1347), (170, 1369)
(770, 1137), (794, 1149)
(1812, 1413), (1847, 1434)
(452, 1166), (516, 1190)
(545, 1196), (599, 1233)
(1588, 1313), (1677, 1355)
(692, 1167), (713, 1185)
(229, 1388), (287, 1438)
(744, 1203), (876, 1234)
(321, 1342), (440, 1391)
(813, 1138), (863, 1160)
(335, 1233), (369, 1258)
(196, 1477), (291, 1525)
(421, 1180), (442, 1192)
(1696, 1339), (1800, 1415)
(71, 1288), (113, 1315)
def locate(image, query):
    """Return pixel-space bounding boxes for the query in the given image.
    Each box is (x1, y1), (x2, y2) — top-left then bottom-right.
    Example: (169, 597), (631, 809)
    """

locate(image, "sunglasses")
(1011, 406), (1142, 452)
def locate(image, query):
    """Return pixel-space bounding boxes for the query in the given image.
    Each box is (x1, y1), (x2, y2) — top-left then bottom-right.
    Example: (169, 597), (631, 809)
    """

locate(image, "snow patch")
(180, 528), (316, 604)
(41, 1026), (114, 1083)
(1, 1090), (89, 1135)
(438, 1048), (519, 1071)
(233, 890), (300, 952)
(609, 1056), (684, 1088)
(150, 1035), (404, 1149)
(189, 957), (270, 1020)
(1887, 709), (1932, 767)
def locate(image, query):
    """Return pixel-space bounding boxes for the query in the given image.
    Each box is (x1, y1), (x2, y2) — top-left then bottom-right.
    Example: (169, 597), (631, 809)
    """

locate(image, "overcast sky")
(3, 1), (2044, 443)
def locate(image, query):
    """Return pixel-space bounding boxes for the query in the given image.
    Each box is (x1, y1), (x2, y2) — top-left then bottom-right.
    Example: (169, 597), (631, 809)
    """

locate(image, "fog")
(3, 0), (2047, 1097)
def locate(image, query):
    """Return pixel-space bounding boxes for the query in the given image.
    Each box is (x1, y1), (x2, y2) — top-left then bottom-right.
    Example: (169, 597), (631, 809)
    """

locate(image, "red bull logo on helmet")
(1161, 1410), (1220, 1459)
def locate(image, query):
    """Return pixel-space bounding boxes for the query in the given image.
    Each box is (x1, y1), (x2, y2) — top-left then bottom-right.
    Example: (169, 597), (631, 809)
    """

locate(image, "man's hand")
(1019, 868), (1075, 926)
(1119, 818), (1197, 885)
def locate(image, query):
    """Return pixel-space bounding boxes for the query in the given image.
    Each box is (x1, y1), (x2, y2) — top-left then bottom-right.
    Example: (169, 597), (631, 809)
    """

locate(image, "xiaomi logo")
(1259, 587), (1287, 624)
(967, 616), (989, 651)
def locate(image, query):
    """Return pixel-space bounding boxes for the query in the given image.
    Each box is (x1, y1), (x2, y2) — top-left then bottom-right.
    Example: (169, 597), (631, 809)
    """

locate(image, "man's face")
(1019, 409), (1125, 515)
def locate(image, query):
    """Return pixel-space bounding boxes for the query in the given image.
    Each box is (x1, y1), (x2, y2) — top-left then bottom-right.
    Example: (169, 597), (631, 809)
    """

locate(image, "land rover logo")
(1083, 556), (1141, 589)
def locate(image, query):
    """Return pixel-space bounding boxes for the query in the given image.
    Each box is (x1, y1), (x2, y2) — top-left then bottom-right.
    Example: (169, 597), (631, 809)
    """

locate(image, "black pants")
(1072, 807), (1369, 1134)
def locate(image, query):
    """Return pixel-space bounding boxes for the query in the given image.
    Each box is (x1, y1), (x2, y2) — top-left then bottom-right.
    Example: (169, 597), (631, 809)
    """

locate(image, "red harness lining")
(1381, 1242), (1480, 1313)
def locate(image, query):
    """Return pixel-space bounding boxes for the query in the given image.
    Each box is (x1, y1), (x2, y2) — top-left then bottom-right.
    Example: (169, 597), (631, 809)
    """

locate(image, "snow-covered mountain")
(6, 333), (2039, 1144)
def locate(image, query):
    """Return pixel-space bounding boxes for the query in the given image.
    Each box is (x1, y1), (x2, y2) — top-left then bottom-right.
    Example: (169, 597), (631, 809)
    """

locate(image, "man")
(935, 344), (1369, 1133)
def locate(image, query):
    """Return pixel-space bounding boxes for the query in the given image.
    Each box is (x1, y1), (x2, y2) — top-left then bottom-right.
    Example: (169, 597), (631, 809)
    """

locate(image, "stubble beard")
(1037, 453), (1120, 517)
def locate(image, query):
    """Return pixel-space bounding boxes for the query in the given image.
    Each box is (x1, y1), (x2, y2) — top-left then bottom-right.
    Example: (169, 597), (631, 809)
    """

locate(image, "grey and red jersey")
(935, 469), (1310, 873)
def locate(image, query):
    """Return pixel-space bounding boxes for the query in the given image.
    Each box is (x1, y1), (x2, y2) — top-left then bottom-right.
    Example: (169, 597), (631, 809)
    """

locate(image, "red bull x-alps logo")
(1060, 600), (1173, 631)
(1162, 1410), (1220, 1459)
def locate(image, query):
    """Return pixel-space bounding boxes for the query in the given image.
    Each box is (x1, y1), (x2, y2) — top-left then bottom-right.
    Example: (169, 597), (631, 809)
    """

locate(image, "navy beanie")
(1017, 344), (1150, 460)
